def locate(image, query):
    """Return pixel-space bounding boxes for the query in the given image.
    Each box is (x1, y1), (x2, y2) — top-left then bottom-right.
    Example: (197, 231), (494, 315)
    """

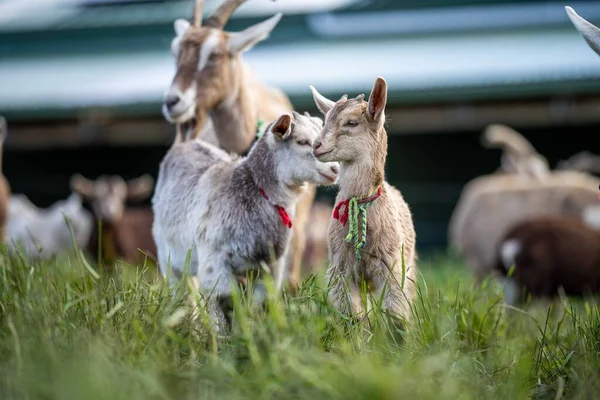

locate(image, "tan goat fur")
(301, 201), (333, 276)
(310, 77), (417, 323)
(557, 151), (600, 175)
(162, 0), (315, 293)
(0, 117), (10, 243)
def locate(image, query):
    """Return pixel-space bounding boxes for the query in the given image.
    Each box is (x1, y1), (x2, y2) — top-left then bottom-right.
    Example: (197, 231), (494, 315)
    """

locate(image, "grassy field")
(0, 247), (599, 400)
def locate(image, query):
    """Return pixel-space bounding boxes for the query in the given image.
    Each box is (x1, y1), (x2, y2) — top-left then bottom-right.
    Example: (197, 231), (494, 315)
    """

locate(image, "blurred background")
(1, 0), (600, 252)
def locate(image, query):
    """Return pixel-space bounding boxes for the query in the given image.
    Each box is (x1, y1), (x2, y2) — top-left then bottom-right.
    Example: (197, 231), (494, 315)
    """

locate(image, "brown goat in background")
(70, 174), (156, 269)
(495, 214), (600, 305)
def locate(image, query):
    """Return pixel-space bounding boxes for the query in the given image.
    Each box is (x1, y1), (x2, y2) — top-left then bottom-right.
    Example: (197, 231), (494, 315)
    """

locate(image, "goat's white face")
(70, 175), (154, 223)
(267, 112), (339, 187)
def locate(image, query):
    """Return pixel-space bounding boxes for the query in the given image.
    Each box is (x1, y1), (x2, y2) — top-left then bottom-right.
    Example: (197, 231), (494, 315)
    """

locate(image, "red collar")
(259, 188), (293, 229)
(333, 186), (382, 226)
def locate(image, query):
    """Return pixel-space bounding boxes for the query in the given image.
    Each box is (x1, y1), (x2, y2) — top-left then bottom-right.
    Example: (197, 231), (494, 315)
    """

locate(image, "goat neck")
(338, 126), (387, 200)
(207, 66), (258, 154)
(244, 138), (300, 207)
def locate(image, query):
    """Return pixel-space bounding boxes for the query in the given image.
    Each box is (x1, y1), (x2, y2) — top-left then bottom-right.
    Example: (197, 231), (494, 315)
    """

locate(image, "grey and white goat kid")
(152, 111), (339, 330)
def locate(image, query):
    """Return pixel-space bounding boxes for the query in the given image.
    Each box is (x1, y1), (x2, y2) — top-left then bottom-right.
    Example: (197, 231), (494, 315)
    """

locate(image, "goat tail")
(481, 124), (538, 157)
(556, 151), (600, 175)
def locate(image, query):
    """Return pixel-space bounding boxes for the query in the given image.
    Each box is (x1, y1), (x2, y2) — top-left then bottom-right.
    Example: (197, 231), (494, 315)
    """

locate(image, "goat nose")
(330, 165), (339, 175)
(314, 140), (322, 150)
(164, 94), (180, 111)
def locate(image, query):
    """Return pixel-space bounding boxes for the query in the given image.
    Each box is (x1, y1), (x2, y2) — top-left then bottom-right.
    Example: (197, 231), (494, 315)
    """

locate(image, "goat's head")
(163, 0), (282, 127)
(70, 174), (154, 223)
(261, 111), (339, 186)
(309, 77), (388, 164)
(566, 6), (600, 57)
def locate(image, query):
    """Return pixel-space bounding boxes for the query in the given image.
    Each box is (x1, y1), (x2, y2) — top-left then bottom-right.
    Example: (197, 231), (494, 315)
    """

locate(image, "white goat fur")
(6, 193), (93, 259)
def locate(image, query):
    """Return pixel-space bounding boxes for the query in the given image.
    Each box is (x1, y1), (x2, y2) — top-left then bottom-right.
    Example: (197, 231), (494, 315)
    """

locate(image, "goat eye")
(297, 140), (310, 146)
(209, 53), (221, 62)
(346, 121), (358, 127)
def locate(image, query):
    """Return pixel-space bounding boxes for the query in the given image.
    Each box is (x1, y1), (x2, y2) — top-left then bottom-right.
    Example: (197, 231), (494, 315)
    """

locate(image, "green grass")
(1, 247), (600, 400)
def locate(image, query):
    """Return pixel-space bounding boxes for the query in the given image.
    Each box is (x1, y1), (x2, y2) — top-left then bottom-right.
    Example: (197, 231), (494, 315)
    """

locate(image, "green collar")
(255, 119), (265, 139)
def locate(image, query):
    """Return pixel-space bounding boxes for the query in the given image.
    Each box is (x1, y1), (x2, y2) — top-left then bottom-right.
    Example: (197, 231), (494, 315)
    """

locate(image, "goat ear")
(126, 174), (154, 202)
(367, 76), (387, 122)
(566, 6), (600, 56)
(227, 13), (282, 54)
(174, 19), (190, 37)
(70, 174), (95, 199)
(309, 85), (335, 115)
(270, 113), (292, 141)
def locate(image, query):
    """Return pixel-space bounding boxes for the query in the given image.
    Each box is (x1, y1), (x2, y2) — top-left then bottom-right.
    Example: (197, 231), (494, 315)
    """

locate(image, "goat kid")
(0, 117), (11, 243)
(152, 111), (339, 331)
(310, 77), (417, 324)
(495, 214), (600, 305)
(163, 0), (316, 294)
(71, 174), (156, 268)
(6, 193), (93, 259)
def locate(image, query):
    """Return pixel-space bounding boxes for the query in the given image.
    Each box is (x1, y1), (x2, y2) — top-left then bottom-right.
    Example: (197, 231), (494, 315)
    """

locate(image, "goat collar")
(333, 186), (383, 227)
(259, 188), (293, 229)
(333, 186), (383, 260)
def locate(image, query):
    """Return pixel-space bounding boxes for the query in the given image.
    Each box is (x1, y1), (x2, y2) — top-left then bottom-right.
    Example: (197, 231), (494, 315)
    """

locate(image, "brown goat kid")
(70, 174), (156, 269)
(162, 0), (315, 293)
(495, 215), (600, 305)
(310, 77), (417, 324)
(0, 117), (10, 243)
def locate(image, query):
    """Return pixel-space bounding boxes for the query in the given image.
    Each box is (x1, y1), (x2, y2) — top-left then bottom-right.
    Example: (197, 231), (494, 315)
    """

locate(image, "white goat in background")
(6, 193), (93, 259)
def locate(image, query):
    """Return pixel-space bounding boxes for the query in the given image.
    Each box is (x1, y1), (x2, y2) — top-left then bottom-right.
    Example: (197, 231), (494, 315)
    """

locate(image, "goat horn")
(193, 0), (205, 28)
(205, 0), (247, 29)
